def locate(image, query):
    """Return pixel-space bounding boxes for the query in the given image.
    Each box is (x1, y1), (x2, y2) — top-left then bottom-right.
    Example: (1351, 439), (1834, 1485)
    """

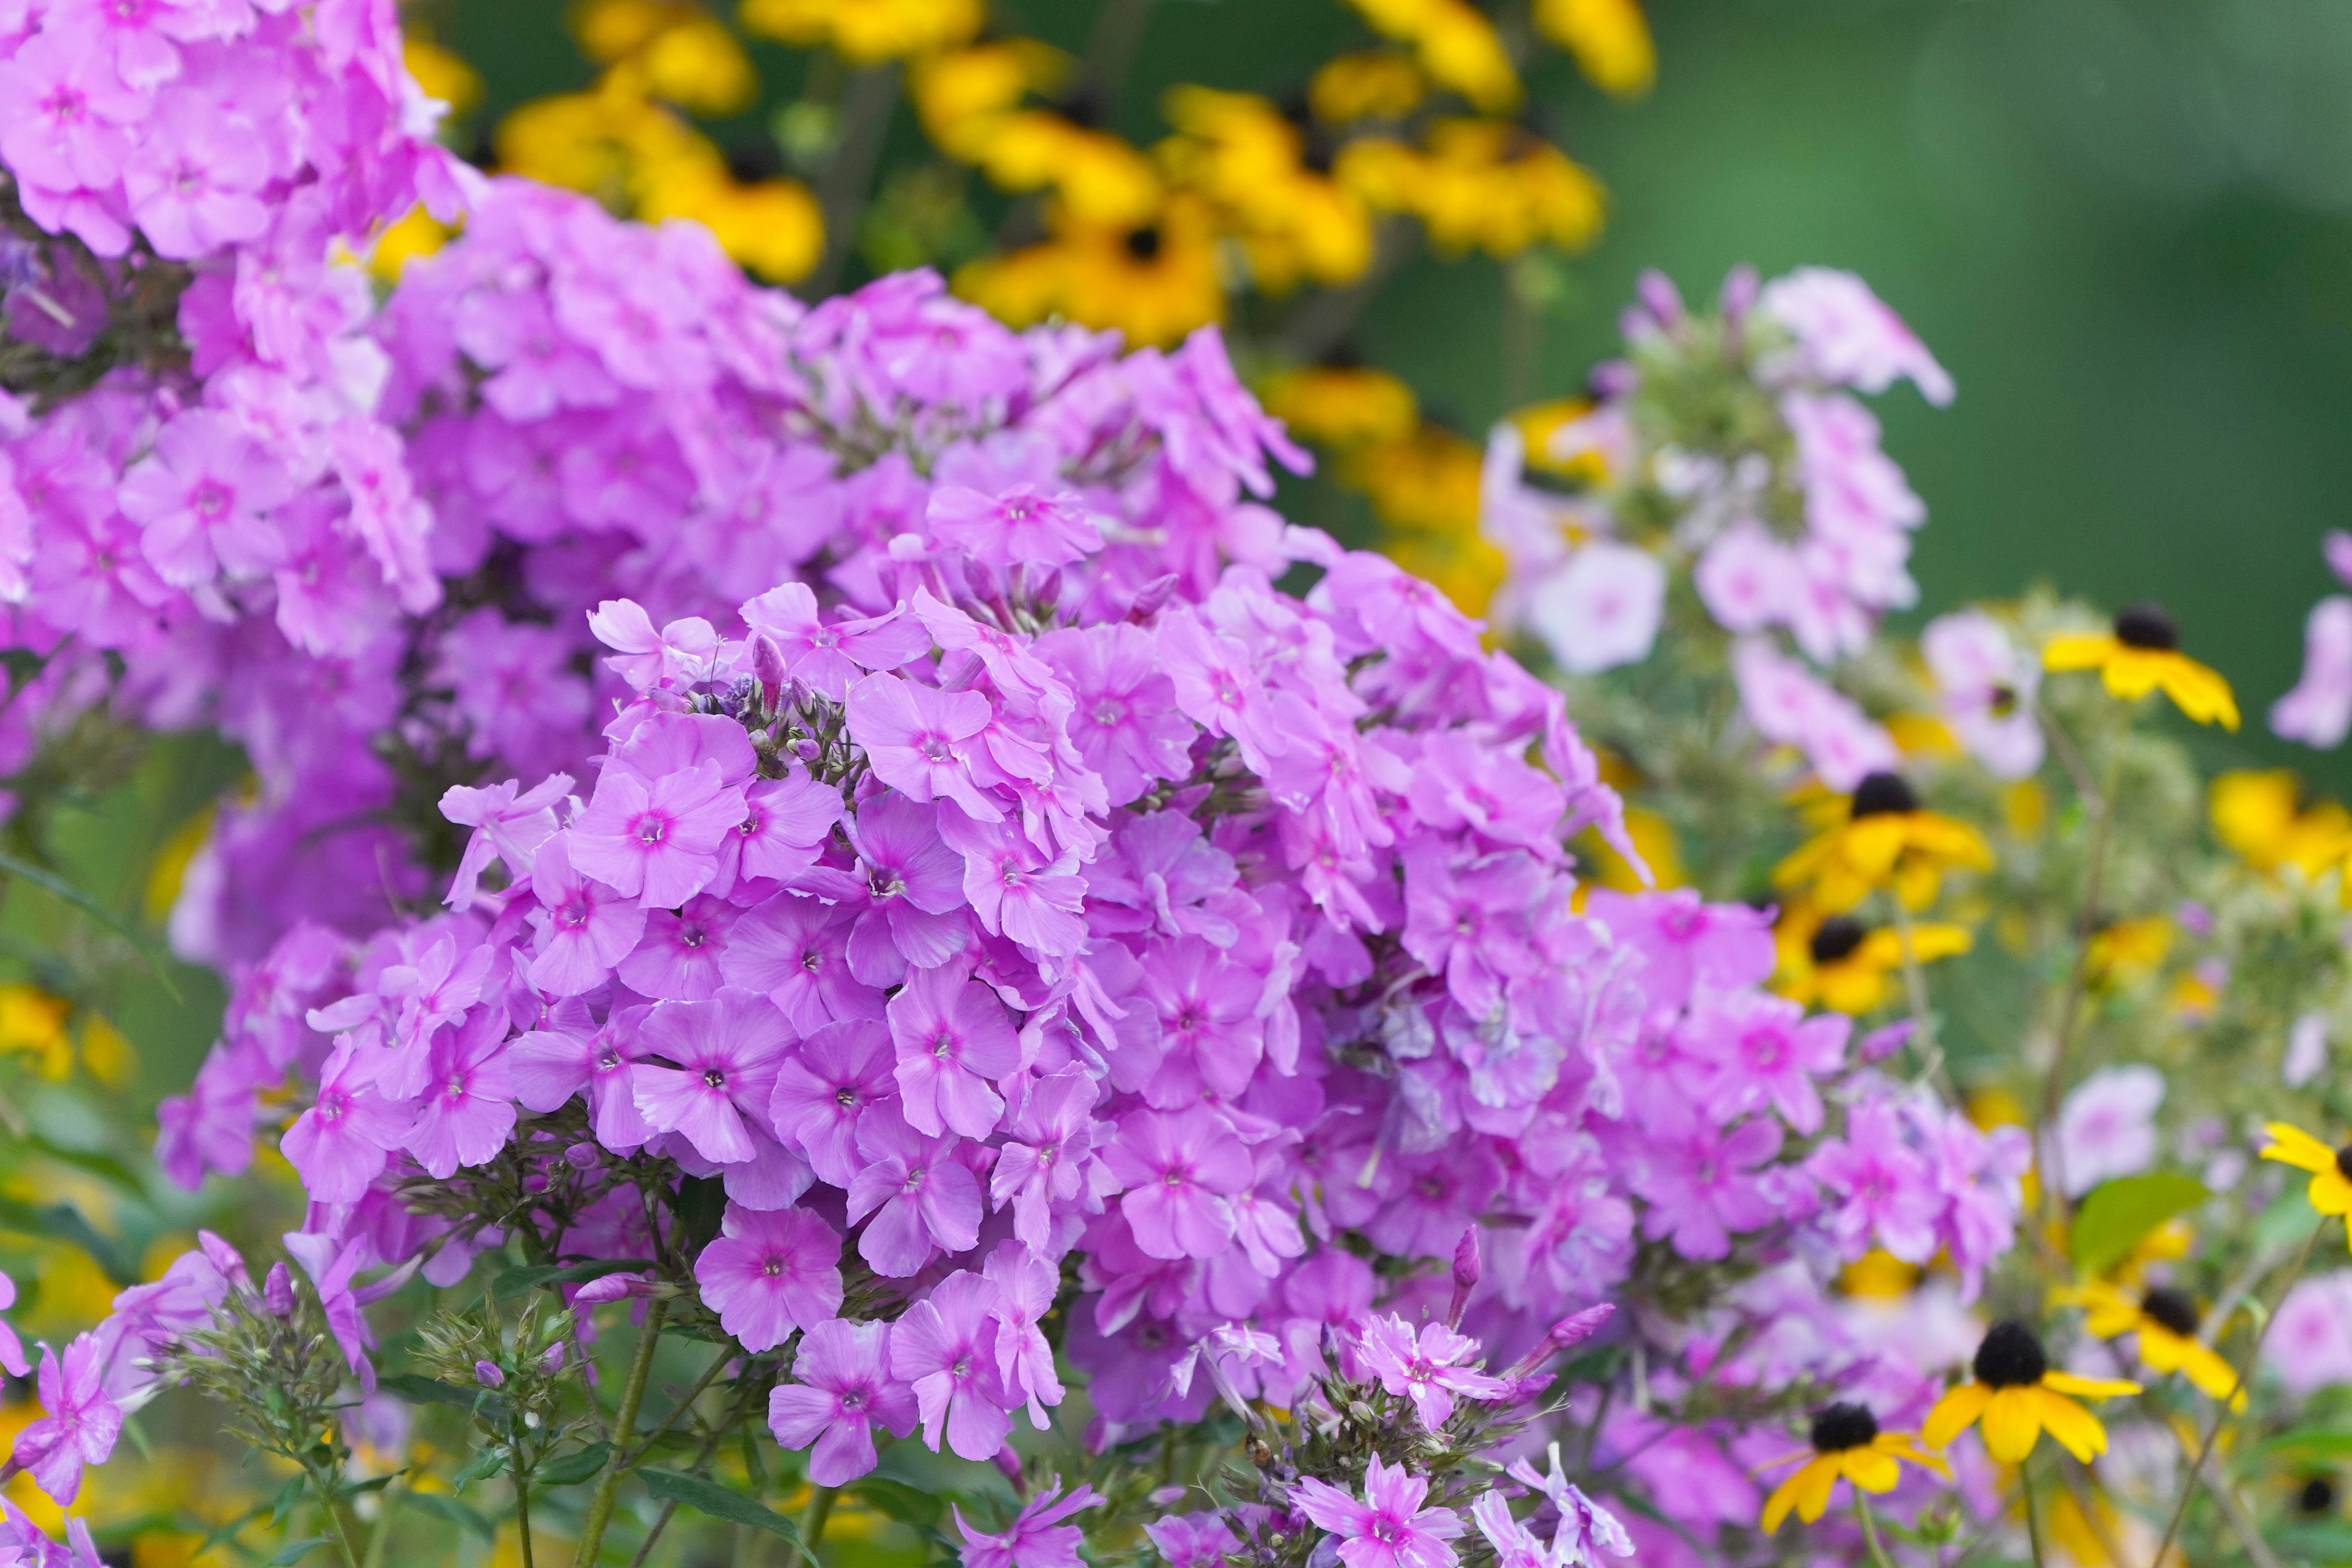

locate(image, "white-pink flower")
(2273, 597), (2352, 749)
(1922, 609), (2043, 778)
(1525, 542), (1665, 675)
(1758, 267), (1954, 406)
(2266, 1272), (2352, 1397)
(2051, 1065), (2165, 1198)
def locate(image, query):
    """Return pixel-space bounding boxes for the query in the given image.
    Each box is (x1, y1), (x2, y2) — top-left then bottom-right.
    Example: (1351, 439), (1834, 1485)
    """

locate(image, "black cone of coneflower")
(1809, 916), (1867, 965)
(2335, 1142), (2352, 1179)
(1973, 1320), (2049, 1387)
(2113, 603), (2180, 651)
(1850, 771), (1919, 819)
(2301, 1477), (2337, 1515)
(1123, 225), (1165, 263)
(2139, 1287), (2199, 1337)
(1809, 1402), (1879, 1453)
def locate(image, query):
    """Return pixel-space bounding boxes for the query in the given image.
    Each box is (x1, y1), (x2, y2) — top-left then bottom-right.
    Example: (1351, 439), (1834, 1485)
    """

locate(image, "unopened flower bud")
(1548, 1303), (1615, 1352)
(1128, 573), (1178, 620)
(753, 635), (786, 713)
(541, 1340), (567, 1373)
(1858, 1020), (1915, 1063)
(263, 1262), (295, 1319)
(992, 1445), (1023, 1486)
(1148, 1485), (1187, 1507)
(475, 1360), (505, 1389)
(1448, 1227), (1482, 1327)
(564, 1141), (601, 1170)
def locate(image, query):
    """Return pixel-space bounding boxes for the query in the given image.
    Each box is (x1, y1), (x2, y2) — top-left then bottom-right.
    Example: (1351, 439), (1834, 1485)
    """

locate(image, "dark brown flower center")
(2114, 603), (2179, 651)
(2139, 1287), (2199, 1337)
(1850, 771), (1918, 819)
(1809, 1402), (1879, 1453)
(1973, 1320), (2048, 1388)
(1809, 916), (1867, 965)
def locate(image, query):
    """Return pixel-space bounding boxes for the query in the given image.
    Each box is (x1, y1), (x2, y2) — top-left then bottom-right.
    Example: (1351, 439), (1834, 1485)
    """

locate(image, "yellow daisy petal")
(2032, 1388), (2109, 1463)
(2261, 1122), (2338, 1175)
(2100, 648), (2167, 701)
(2043, 633), (2119, 673)
(2175, 1339), (2246, 1408)
(2040, 1370), (2141, 1400)
(2160, 658), (2240, 731)
(1760, 1466), (1814, 1534)
(1922, 1382), (1991, 1449)
(1791, 1452), (1842, 1523)
(1842, 816), (1912, 879)
(1980, 1386), (2045, 1463)
(2312, 1167), (2352, 1218)
(1838, 1449), (1902, 1494)
(1875, 1433), (1950, 1477)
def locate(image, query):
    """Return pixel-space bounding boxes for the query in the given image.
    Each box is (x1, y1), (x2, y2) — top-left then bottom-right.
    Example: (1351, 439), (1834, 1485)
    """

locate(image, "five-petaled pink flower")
(1355, 1314), (1509, 1431)
(11, 1334), (123, 1504)
(1292, 1453), (1464, 1568)
(693, 1204), (844, 1352)
(570, 757), (745, 909)
(767, 1318), (918, 1485)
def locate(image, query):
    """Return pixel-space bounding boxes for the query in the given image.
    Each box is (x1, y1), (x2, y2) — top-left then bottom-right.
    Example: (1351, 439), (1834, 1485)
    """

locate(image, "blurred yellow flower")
(1259, 364), (1419, 450)
(366, 203), (453, 283)
(1774, 907), (1970, 1015)
(1341, 0), (1522, 113)
(2260, 1121), (2352, 1248)
(958, 197), (1224, 349)
(1774, 771), (1994, 914)
(1760, 1404), (1944, 1532)
(78, 1014), (134, 1090)
(638, 156), (825, 282)
(403, 35), (483, 118)
(1339, 120), (1605, 258)
(1532, 0), (1656, 97)
(1308, 50), (1427, 124)
(1924, 1322), (2138, 1464)
(1510, 397), (1607, 482)
(740, 0), (983, 66)
(973, 111), (1164, 229)
(1343, 422), (1506, 614)
(2209, 769), (2351, 875)
(573, 1), (757, 113)
(1159, 86), (1373, 291)
(0, 984), (70, 1080)
(2085, 914), (2171, 988)
(1838, 1249), (1922, 1300)
(2054, 1280), (2244, 1408)
(911, 39), (1072, 158)
(2045, 603), (2239, 731)
(1577, 805), (1681, 893)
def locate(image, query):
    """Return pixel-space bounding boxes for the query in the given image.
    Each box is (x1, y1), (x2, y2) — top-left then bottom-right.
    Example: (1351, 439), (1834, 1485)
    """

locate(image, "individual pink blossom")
(568, 758), (745, 909)
(769, 1318), (918, 1483)
(1624, 1102), (1785, 1262)
(982, 1243), (1063, 1423)
(527, 835), (649, 996)
(10, 1335), (123, 1504)
(741, 583), (930, 701)
(891, 1272), (1013, 1460)
(1585, 889), (1774, 1015)
(1506, 1445), (1634, 1564)
(693, 1204), (843, 1352)
(119, 409), (293, 587)
(1099, 1108), (1248, 1261)
(1677, 991), (1850, 1135)
(617, 897), (738, 1000)
(441, 774), (571, 911)
(1292, 1453), (1464, 1568)
(1758, 267), (1954, 405)
(1469, 1494), (1548, 1568)
(1033, 624), (1194, 807)
(1144, 1514), (1240, 1568)
(845, 673), (1000, 823)
(1356, 1314), (1509, 1430)
(2266, 1272), (2352, 1396)
(2274, 595), (2352, 749)
(511, 1005), (654, 1150)
(844, 1115), (982, 1275)
(404, 1010), (516, 1179)
(631, 991), (792, 1165)
(587, 600), (718, 691)
(953, 1480), (1104, 1568)
(1524, 542), (1666, 675)
(929, 484), (1101, 568)
(2052, 1064), (2165, 1198)
(989, 1068), (1102, 1253)
(1921, 609), (2043, 778)
(280, 1043), (414, 1205)
(1806, 1096), (1941, 1264)
(889, 962), (1021, 1139)
(0, 1273), (26, 1378)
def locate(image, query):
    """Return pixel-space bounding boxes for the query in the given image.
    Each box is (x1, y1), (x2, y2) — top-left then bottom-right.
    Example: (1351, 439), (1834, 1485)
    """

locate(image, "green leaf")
(846, 1477), (945, 1531)
(405, 1490), (496, 1542)
(536, 1441), (614, 1488)
(265, 1473), (307, 1531)
(2069, 1172), (2209, 1278)
(2255, 1429), (2352, 1462)
(0, 1196), (135, 1284)
(452, 1448), (511, 1488)
(490, 1259), (652, 1301)
(676, 1178), (728, 1256)
(0, 847), (182, 1002)
(640, 1468), (804, 1542)
(266, 1537), (331, 1566)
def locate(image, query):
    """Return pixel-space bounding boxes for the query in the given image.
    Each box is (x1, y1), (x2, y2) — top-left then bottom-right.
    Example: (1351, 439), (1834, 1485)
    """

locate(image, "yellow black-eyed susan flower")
(1923, 1321), (2139, 1464)
(1760, 1403), (1947, 1532)
(957, 196), (1224, 348)
(2211, 769), (2352, 876)
(1773, 771), (1995, 914)
(1158, 86), (1374, 291)
(1510, 396), (1608, 483)
(1774, 907), (1971, 1015)
(1308, 50), (1427, 124)
(2084, 914), (2172, 989)
(1342, 421), (1506, 614)
(1341, 0), (1522, 113)
(2260, 1122), (2352, 1246)
(0, 984), (72, 1080)
(1337, 119), (1605, 258)
(2297, 1476), (2339, 1519)
(1259, 363), (1419, 450)
(1532, 0), (1656, 99)
(404, 32), (483, 119)
(2044, 603), (2239, 730)
(575, 0), (758, 116)
(2053, 1281), (2243, 1408)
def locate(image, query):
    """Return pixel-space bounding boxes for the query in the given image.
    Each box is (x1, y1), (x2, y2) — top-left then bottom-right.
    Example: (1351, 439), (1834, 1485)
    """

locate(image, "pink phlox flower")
(929, 483), (1102, 569)
(1085, 811), (1242, 946)
(0, 1272), (25, 1378)
(953, 1479), (1105, 1568)
(1692, 521), (1800, 636)
(1355, 1314), (1507, 1431)
(280, 1041), (415, 1204)
(510, 1003), (654, 1150)
(2052, 1064), (2164, 1199)
(846, 672), (1002, 823)
(768, 1317), (918, 1484)
(1099, 1107), (1248, 1261)
(587, 598), (717, 692)
(1504, 1444), (1634, 1565)
(710, 772), (842, 899)
(1169, 1322), (1284, 1422)
(1469, 1494), (1548, 1568)
(0, 33), (145, 201)
(722, 894), (874, 1029)
(1405, 731), (1566, 854)
(1583, 888), (1775, 1016)
(1758, 266), (1954, 405)
(990, 1067), (1101, 1251)
(1624, 1101), (1784, 1262)
(839, 793), (973, 979)
(1154, 605), (1287, 774)
(2274, 595), (2352, 750)
(2267, 1273), (2352, 1396)
(379, 932), (493, 1054)
(982, 1242), (1063, 1424)
(526, 833), (649, 995)
(1143, 1513), (1240, 1568)
(282, 1231), (413, 1395)
(632, 990), (792, 1165)
(9, 1335), (121, 1505)
(891, 1271), (1014, 1460)
(440, 774), (572, 910)
(741, 581), (930, 700)
(938, 811), (1087, 959)
(119, 408), (293, 587)
(404, 1008), (516, 1178)
(845, 1112), (982, 1276)
(889, 960), (1021, 1139)
(1805, 1094), (1941, 1264)
(1728, 638), (1896, 790)
(1523, 541), (1666, 676)
(1676, 990), (1850, 1136)
(693, 1203), (844, 1352)
(1033, 624), (1195, 807)
(770, 1018), (897, 1186)
(618, 895), (739, 1000)
(1399, 840), (1543, 1020)
(1921, 609), (2043, 777)
(569, 757), (745, 909)
(1292, 1453), (1464, 1568)
(1906, 1095), (2027, 1302)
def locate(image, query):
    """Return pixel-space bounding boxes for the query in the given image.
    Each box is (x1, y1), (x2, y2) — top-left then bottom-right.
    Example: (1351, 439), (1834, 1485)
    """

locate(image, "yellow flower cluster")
(740, 0), (982, 65)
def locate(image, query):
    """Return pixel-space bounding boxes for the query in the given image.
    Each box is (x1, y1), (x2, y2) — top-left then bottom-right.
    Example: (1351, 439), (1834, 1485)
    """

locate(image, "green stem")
(573, 1298), (670, 1568)
(624, 1504), (678, 1568)
(807, 62), (903, 297)
(1852, 1491), (1897, 1568)
(360, 1474), (405, 1568)
(2019, 1462), (2046, 1568)
(1888, 896), (1953, 1098)
(516, 1464), (537, 1568)
(301, 1457), (365, 1568)
(801, 1485), (839, 1566)
(2147, 1217), (2329, 1568)
(619, 1346), (733, 1468)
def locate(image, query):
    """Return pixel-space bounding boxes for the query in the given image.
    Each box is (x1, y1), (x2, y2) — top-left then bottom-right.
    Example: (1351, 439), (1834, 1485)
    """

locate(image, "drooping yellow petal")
(1978, 1387), (2045, 1463)
(1922, 1381), (1991, 1449)
(1790, 1453), (1842, 1523)
(2043, 633), (2120, 672)
(2311, 1167), (2352, 1218)
(1875, 1432), (1950, 1477)
(2099, 647), (2168, 701)
(2040, 1370), (2141, 1400)
(1842, 816), (1913, 880)
(2031, 1389), (2109, 1463)
(2158, 657), (2240, 731)
(1837, 1449), (1902, 1494)
(2261, 1121), (2338, 1175)
(1760, 1466), (1814, 1534)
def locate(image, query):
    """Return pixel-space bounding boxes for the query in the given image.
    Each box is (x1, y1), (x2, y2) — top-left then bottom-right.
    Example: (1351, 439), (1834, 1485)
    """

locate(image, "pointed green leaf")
(2069, 1172), (2209, 1278)
(536, 1441), (614, 1488)
(639, 1468), (804, 1542)
(266, 1537), (331, 1566)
